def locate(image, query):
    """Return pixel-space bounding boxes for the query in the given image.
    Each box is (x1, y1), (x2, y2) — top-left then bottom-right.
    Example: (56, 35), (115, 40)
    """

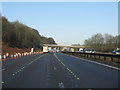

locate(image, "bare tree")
(84, 33), (118, 52)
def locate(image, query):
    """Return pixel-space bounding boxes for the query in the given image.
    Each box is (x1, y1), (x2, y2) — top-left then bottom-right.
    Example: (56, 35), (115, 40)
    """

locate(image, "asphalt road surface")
(2, 53), (119, 88)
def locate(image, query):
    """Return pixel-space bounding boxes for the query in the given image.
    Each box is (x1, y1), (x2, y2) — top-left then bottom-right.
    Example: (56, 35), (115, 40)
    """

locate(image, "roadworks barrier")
(1, 51), (43, 61)
(3, 55), (6, 60)
(0, 55), (2, 61)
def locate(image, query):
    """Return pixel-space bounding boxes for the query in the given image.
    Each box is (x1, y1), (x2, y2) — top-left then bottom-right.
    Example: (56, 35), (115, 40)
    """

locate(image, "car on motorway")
(79, 50), (84, 52)
(84, 49), (96, 53)
(49, 49), (57, 53)
(112, 50), (120, 54)
(49, 50), (53, 54)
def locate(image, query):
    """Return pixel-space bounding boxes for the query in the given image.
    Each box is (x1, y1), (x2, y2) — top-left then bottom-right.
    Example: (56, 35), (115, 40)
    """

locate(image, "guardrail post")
(90, 54), (91, 58)
(104, 56), (106, 60)
(94, 55), (95, 58)
(111, 57), (113, 62)
(99, 56), (100, 59)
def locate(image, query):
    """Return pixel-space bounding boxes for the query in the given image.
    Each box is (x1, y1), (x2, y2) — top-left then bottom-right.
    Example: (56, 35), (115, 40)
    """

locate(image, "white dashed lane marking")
(11, 54), (46, 76)
(54, 53), (80, 80)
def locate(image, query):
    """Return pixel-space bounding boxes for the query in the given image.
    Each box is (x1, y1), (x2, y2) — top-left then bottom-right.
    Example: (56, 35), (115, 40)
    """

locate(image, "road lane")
(2, 54), (46, 88)
(50, 53), (81, 88)
(3, 53), (79, 88)
(55, 53), (119, 88)
(2, 52), (119, 88)
(2, 54), (44, 82)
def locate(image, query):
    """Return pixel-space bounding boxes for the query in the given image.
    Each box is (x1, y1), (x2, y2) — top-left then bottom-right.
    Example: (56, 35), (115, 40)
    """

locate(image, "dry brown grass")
(2, 43), (42, 55)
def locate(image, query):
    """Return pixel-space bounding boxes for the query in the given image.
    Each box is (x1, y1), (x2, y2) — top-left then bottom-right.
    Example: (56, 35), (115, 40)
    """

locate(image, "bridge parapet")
(43, 44), (86, 52)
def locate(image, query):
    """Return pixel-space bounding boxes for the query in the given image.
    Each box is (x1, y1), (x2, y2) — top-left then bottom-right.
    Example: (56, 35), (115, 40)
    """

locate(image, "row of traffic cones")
(0, 52), (43, 61)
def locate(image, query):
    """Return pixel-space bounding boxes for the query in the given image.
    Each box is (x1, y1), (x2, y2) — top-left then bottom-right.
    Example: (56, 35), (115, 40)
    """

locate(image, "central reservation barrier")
(62, 52), (120, 63)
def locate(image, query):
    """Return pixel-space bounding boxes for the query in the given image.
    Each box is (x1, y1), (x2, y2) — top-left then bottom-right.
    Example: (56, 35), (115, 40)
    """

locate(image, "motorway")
(2, 52), (119, 88)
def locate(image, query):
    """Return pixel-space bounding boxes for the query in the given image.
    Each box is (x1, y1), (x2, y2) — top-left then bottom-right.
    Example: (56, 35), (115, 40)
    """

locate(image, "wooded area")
(84, 33), (119, 52)
(2, 16), (56, 49)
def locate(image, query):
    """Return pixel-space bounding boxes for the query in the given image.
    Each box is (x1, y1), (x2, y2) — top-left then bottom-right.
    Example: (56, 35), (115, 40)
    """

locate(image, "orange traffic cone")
(3, 55), (6, 60)
(0, 55), (2, 61)
(10, 55), (12, 59)
(14, 55), (16, 59)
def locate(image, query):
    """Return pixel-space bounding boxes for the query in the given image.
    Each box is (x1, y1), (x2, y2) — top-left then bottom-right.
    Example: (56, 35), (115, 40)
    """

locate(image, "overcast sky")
(2, 2), (118, 45)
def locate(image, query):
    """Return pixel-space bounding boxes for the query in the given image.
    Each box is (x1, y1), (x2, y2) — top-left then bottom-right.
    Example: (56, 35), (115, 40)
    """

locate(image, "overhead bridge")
(43, 44), (86, 52)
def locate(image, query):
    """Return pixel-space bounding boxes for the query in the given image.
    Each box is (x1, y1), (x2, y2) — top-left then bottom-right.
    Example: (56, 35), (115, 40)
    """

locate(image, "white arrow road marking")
(58, 82), (64, 88)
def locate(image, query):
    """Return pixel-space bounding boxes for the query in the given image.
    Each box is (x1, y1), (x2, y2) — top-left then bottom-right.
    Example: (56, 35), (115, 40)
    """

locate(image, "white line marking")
(11, 54), (47, 77)
(1, 81), (4, 84)
(74, 75), (77, 77)
(17, 71), (20, 73)
(0, 68), (5, 71)
(27, 54), (46, 66)
(58, 82), (64, 88)
(69, 54), (120, 70)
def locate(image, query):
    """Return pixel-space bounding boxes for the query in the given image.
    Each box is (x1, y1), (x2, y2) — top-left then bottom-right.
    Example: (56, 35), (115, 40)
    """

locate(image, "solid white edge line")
(64, 53), (120, 70)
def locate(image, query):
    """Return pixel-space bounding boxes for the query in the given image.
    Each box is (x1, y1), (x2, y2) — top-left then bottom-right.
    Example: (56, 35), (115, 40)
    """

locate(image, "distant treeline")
(84, 33), (120, 52)
(2, 16), (56, 48)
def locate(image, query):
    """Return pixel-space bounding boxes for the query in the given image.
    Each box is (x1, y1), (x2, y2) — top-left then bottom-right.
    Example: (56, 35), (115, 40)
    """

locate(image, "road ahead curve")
(2, 53), (119, 88)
